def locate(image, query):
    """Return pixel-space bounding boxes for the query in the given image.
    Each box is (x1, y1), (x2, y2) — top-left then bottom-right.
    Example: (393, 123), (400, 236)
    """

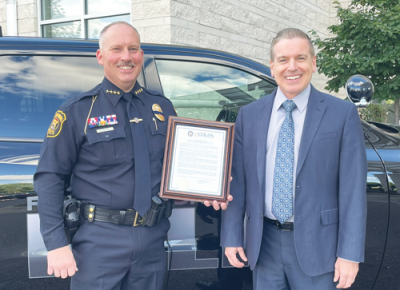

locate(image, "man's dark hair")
(270, 28), (315, 60)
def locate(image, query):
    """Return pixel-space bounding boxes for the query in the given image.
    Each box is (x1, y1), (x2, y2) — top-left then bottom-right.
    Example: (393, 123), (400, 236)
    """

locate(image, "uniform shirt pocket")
(148, 121), (167, 160)
(86, 126), (128, 167)
(320, 208), (339, 225)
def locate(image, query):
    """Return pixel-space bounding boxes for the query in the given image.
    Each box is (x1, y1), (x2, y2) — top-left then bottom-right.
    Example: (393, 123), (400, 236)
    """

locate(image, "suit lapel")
(296, 87), (327, 176)
(257, 90), (276, 192)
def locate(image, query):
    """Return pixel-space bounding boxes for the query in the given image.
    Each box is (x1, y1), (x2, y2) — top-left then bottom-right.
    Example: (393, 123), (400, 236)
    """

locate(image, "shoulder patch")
(47, 110), (67, 138)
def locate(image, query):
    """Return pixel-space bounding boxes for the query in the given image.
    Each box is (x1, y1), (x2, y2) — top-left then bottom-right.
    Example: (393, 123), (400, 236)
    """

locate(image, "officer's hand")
(47, 245), (78, 278)
(203, 177), (233, 210)
(334, 258), (359, 288)
(225, 247), (247, 268)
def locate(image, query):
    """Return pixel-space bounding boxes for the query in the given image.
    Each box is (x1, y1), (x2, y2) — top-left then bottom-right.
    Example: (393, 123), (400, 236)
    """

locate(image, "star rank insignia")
(106, 89), (120, 95)
(134, 88), (143, 95)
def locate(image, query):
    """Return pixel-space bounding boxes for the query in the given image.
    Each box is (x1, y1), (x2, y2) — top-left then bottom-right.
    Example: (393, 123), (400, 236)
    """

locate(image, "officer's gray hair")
(99, 21), (141, 50)
(270, 28), (315, 60)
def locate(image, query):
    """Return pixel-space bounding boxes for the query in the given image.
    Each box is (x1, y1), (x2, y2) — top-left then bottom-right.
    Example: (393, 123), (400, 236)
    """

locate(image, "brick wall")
(165, 0), (336, 95)
(131, 0), (353, 96)
(17, 0), (37, 36)
(132, 0), (172, 44)
(0, 0), (37, 36)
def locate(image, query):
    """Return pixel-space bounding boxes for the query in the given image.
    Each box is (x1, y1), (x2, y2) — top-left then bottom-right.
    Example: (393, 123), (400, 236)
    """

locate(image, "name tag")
(96, 127), (114, 133)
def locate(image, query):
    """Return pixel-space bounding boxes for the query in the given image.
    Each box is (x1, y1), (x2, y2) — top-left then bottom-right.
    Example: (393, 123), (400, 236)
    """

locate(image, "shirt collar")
(101, 78), (146, 107)
(101, 77), (124, 107)
(274, 84), (311, 113)
(130, 81), (146, 106)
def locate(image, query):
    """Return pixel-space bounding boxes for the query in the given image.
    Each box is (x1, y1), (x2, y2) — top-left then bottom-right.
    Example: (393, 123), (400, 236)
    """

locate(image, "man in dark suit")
(220, 28), (367, 289)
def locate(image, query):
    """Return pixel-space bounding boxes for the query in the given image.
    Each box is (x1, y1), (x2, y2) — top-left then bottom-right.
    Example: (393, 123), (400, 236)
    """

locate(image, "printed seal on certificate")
(160, 116), (234, 203)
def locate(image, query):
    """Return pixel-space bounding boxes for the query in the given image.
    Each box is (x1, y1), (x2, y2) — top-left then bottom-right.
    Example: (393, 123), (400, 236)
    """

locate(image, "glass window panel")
(42, 0), (81, 20)
(43, 21), (82, 38)
(155, 60), (276, 122)
(0, 56), (103, 138)
(86, 15), (130, 39)
(86, 0), (130, 15)
(0, 55), (145, 138)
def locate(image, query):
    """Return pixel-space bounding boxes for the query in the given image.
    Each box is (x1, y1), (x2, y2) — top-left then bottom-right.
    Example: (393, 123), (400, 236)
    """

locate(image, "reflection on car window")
(0, 56), (104, 138)
(0, 55), (145, 139)
(155, 60), (276, 122)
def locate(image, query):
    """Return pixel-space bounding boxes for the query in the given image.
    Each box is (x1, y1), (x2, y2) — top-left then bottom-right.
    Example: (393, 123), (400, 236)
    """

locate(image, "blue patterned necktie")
(272, 100), (296, 224)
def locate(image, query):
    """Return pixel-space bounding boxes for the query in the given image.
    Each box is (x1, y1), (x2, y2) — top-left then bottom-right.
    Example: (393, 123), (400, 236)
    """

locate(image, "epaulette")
(59, 83), (102, 111)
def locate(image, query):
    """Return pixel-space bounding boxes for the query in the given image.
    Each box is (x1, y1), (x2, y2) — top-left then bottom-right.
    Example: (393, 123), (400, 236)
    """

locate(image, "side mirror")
(345, 75), (374, 108)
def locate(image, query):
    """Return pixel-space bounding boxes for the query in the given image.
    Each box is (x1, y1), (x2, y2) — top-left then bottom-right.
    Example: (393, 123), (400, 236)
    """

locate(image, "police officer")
(34, 21), (175, 289)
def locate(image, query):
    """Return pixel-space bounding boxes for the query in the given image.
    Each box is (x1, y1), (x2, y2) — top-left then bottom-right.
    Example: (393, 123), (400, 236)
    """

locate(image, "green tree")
(311, 0), (400, 124)
(359, 103), (387, 122)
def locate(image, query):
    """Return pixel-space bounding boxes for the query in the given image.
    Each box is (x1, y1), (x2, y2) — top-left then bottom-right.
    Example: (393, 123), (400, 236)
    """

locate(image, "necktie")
(123, 92), (151, 216)
(272, 100), (296, 224)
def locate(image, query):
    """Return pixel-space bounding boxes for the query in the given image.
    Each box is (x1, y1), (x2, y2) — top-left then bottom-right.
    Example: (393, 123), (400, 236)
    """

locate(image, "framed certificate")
(160, 116), (234, 203)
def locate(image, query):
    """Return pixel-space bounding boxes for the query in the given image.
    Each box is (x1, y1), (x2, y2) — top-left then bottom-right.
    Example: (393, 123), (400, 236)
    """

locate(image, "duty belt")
(81, 196), (173, 227)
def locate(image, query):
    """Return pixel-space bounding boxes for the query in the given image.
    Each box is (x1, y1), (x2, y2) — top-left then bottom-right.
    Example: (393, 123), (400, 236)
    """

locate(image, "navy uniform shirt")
(34, 77), (176, 251)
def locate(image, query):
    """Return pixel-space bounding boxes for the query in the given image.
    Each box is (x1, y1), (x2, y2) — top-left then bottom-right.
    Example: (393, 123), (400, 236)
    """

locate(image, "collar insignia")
(88, 114), (118, 128)
(152, 104), (165, 122)
(134, 88), (143, 95)
(106, 89), (120, 95)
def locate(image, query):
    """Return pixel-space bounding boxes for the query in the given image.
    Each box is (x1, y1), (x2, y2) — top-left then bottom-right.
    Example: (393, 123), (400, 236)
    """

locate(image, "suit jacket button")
(260, 214), (263, 219)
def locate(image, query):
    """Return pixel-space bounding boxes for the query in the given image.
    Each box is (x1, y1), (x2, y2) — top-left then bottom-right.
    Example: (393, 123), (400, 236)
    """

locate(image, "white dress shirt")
(264, 85), (310, 221)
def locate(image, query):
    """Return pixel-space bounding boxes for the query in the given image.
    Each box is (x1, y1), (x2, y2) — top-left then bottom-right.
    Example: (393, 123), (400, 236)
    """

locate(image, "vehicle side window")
(155, 60), (276, 122)
(0, 55), (144, 139)
(0, 56), (102, 138)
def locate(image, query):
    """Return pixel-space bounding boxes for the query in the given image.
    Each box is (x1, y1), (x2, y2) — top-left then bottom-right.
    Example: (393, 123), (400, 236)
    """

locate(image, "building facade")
(0, 0), (352, 94)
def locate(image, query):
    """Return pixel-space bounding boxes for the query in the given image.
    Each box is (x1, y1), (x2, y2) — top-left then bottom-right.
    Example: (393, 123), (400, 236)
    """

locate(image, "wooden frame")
(160, 116), (234, 203)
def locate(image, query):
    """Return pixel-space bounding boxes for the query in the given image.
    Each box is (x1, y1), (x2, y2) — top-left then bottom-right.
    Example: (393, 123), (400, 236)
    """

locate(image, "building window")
(39, 0), (131, 38)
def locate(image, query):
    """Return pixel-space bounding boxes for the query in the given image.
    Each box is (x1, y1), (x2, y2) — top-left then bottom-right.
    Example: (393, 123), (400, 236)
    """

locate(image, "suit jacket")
(221, 86), (367, 276)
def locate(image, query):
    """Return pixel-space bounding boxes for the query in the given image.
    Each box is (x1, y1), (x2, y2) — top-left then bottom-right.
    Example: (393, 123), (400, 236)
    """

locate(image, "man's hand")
(203, 176), (233, 210)
(225, 247), (247, 268)
(47, 245), (78, 278)
(334, 257), (359, 289)
(203, 194), (233, 210)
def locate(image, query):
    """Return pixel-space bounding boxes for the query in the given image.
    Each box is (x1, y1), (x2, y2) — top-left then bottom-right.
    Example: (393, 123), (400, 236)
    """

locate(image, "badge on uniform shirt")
(47, 110), (66, 138)
(88, 115), (118, 128)
(152, 104), (165, 122)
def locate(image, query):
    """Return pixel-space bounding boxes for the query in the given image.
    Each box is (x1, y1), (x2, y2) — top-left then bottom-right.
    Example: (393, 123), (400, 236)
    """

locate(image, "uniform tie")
(123, 92), (151, 216)
(272, 100), (296, 224)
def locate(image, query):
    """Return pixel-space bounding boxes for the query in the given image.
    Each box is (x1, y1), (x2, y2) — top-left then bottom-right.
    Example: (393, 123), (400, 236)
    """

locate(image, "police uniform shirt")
(34, 77), (176, 251)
